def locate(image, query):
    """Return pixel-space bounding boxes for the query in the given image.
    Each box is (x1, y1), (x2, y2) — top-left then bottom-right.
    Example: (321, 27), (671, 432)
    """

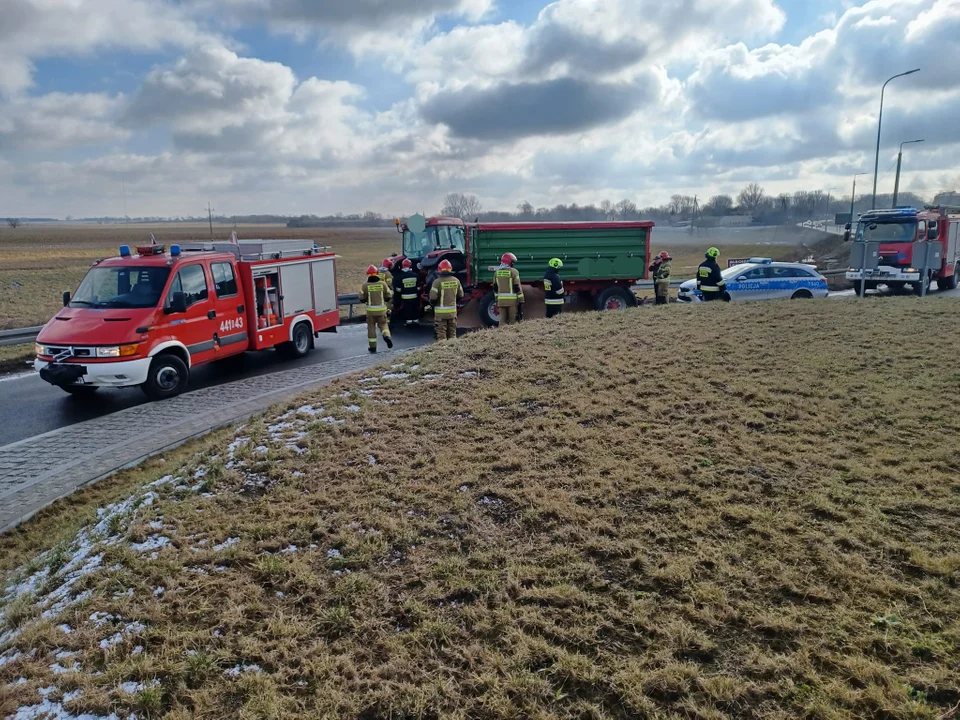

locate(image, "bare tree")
(705, 195), (734, 216)
(614, 199), (640, 220)
(441, 193), (482, 221)
(599, 200), (613, 218)
(516, 201), (534, 217)
(6, 218), (21, 229)
(737, 183), (765, 214)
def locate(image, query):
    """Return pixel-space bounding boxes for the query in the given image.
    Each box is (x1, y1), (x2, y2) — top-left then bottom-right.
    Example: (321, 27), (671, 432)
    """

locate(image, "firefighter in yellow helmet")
(495, 252), (523, 325)
(543, 257), (565, 317)
(697, 247), (729, 302)
(429, 259), (464, 341)
(360, 264), (393, 352)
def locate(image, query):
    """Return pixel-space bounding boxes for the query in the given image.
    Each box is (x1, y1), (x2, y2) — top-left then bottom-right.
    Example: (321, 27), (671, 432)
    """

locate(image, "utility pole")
(872, 68), (920, 209)
(206, 202), (215, 239)
(892, 139), (925, 208)
(825, 187), (836, 229)
(849, 173), (867, 233)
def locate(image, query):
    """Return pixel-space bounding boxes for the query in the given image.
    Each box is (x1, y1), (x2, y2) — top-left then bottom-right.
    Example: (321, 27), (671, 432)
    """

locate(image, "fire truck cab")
(34, 239), (339, 400)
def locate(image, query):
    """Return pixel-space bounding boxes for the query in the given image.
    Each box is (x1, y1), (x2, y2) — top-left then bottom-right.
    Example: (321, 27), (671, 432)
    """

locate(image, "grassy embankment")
(2, 298), (959, 719)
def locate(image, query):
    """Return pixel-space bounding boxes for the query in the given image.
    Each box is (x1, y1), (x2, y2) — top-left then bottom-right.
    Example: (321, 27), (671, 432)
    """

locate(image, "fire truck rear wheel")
(142, 354), (189, 400)
(278, 322), (312, 360)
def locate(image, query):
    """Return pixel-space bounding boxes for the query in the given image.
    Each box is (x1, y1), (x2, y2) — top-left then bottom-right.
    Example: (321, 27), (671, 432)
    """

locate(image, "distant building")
(719, 215), (753, 227)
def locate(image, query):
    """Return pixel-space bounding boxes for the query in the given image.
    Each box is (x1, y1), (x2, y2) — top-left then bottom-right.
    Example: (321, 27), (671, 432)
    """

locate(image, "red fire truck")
(34, 239), (339, 400)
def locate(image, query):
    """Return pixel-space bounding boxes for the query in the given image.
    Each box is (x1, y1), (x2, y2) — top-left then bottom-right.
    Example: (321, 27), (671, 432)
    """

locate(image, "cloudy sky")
(2, 0), (958, 218)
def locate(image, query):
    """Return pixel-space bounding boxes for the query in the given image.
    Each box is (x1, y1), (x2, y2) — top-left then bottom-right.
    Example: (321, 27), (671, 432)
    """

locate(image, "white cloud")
(0, 93), (129, 151)
(0, 0), (215, 94)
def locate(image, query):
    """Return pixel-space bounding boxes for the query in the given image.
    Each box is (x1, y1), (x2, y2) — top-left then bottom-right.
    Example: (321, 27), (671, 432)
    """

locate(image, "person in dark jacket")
(696, 247), (729, 302)
(543, 258), (565, 318)
(394, 258), (421, 327)
(654, 251), (672, 305)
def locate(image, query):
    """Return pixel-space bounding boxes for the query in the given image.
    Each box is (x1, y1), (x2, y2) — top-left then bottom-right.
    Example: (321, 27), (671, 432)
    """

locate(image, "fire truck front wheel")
(142, 354), (189, 400)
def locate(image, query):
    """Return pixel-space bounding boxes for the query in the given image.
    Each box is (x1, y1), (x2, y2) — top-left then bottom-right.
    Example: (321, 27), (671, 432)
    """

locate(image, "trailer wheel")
(142, 354), (189, 400)
(278, 322), (312, 360)
(61, 385), (99, 398)
(595, 287), (635, 311)
(477, 292), (500, 327)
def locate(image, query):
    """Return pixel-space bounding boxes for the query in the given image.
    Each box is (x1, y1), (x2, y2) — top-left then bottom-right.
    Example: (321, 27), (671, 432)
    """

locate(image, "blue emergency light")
(119, 245), (131, 257)
(748, 257), (773, 264)
(170, 244), (181, 256)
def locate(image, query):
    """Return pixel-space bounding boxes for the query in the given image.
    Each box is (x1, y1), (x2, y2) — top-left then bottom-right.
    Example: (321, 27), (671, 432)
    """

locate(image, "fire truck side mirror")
(62, 291), (71, 307)
(928, 226), (939, 240)
(167, 291), (188, 315)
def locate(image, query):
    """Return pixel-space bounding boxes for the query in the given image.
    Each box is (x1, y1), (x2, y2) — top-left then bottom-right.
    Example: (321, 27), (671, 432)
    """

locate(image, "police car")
(677, 258), (829, 303)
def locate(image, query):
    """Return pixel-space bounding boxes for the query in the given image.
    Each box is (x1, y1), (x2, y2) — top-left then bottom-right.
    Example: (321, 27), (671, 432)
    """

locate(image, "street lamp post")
(825, 187), (836, 228)
(872, 68), (920, 209)
(892, 139), (925, 208)
(849, 172), (867, 231)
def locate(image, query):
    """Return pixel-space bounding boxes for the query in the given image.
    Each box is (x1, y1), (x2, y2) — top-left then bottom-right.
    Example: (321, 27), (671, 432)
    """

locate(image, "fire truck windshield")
(855, 219), (917, 243)
(70, 266), (172, 309)
(403, 225), (466, 258)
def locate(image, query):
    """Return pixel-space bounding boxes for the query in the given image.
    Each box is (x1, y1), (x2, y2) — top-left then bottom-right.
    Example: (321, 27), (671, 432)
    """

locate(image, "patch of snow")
(153, 587), (165, 597)
(62, 689), (82, 702)
(8, 677), (28, 687)
(112, 588), (133, 599)
(317, 416), (344, 425)
(11, 699), (121, 720)
(275, 592), (285, 598)
(359, 377), (378, 384)
(54, 650), (77, 660)
(57, 624), (73, 635)
(280, 545), (298, 554)
(132, 645), (144, 656)
(367, 455), (377, 466)
(381, 372), (409, 380)
(327, 549), (342, 559)
(147, 520), (164, 531)
(458, 485), (469, 493)
(213, 537), (240, 552)
(50, 661), (80, 674)
(254, 445), (269, 455)
(267, 421), (292, 433)
(460, 371), (478, 377)
(291, 471), (304, 478)
(99, 633), (123, 650)
(130, 536), (169, 553)
(409, 365), (420, 371)
(0, 650), (23, 667)
(391, 363), (406, 370)
(423, 373), (443, 380)
(344, 405), (361, 412)
(224, 664), (261, 677)
(38, 686), (57, 697)
(118, 679), (157, 694)
(89, 612), (115, 627)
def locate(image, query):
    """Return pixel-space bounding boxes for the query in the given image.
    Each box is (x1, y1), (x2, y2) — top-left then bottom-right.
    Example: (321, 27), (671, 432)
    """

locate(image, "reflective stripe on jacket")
(429, 273), (464, 315)
(360, 280), (391, 312)
(397, 271), (419, 300)
(655, 261), (672, 286)
(696, 259), (725, 293)
(495, 266), (523, 305)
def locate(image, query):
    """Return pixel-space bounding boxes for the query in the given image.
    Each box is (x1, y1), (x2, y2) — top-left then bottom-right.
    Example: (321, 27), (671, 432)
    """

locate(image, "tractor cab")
(395, 214), (470, 291)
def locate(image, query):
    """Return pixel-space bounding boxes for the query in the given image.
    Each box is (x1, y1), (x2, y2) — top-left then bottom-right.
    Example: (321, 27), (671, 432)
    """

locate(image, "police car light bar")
(747, 257), (773, 264)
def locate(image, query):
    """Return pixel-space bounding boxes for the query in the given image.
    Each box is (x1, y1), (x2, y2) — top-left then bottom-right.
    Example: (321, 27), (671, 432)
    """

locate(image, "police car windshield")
(856, 219), (916, 243)
(721, 265), (755, 279)
(71, 266), (171, 309)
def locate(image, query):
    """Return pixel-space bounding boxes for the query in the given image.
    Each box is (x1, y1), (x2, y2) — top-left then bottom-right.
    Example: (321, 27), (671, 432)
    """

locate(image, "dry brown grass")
(0, 343), (34, 375)
(0, 224), (398, 329)
(3, 297), (959, 718)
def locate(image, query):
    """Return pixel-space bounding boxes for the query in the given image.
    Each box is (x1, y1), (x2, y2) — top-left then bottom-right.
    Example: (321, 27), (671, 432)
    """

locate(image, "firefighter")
(395, 258), (421, 327)
(697, 247), (729, 302)
(543, 257), (565, 318)
(428, 259), (464, 341)
(654, 251), (672, 305)
(360, 264), (394, 352)
(494, 252), (524, 325)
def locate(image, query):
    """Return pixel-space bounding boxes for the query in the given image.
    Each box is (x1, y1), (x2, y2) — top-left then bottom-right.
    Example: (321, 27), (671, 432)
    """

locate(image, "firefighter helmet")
(438, 259), (453, 273)
(548, 257), (563, 269)
(501, 252), (518, 266)
(706, 247), (720, 259)
(659, 251), (672, 260)
(366, 264), (380, 276)
(401, 258), (413, 270)
(382, 258), (394, 270)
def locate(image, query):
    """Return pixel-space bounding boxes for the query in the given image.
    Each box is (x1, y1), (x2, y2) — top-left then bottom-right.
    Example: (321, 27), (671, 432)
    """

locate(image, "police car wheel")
(790, 289), (813, 300)
(61, 385), (99, 397)
(142, 354), (189, 400)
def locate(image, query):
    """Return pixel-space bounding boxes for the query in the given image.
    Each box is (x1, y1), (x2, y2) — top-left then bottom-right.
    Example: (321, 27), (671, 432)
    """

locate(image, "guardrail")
(1, 285), (683, 347)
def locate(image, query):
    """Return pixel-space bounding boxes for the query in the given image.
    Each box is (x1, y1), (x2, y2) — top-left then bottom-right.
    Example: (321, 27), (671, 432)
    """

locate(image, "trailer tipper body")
(395, 216), (653, 325)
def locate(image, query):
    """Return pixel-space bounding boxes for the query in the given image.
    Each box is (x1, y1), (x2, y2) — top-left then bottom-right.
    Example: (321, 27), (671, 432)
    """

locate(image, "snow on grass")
(213, 537), (240, 552)
(129, 536), (169, 553)
(381, 372), (409, 380)
(10, 699), (121, 720)
(224, 663), (261, 677)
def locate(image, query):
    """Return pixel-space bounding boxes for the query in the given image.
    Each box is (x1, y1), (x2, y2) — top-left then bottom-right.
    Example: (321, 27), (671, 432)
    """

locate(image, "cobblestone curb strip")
(0, 350), (409, 533)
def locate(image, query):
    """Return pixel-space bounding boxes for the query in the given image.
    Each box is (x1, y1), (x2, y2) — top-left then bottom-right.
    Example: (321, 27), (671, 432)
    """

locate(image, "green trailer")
(466, 221), (654, 326)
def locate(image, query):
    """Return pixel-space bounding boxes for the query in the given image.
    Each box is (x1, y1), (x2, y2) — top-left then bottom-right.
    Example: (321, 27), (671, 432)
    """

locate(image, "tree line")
(439, 186), (931, 225)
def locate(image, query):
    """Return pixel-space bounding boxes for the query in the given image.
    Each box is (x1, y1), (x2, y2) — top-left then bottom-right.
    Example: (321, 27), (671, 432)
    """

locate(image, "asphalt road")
(0, 323), (435, 448)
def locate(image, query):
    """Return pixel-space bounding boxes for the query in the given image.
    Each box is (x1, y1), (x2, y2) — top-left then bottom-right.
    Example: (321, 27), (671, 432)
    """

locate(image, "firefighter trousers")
(402, 299), (420, 325)
(546, 304), (563, 318)
(435, 315), (457, 341)
(655, 283), (669, 305)
(366, 312), (391, 347)
(499, 303), (519, 325)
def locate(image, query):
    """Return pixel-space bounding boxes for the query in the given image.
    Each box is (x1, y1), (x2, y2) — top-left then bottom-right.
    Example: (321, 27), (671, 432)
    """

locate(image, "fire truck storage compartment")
(279, 262), (314, 316)
(254, 269), (283, 328)
(310, 257), (338, 315)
